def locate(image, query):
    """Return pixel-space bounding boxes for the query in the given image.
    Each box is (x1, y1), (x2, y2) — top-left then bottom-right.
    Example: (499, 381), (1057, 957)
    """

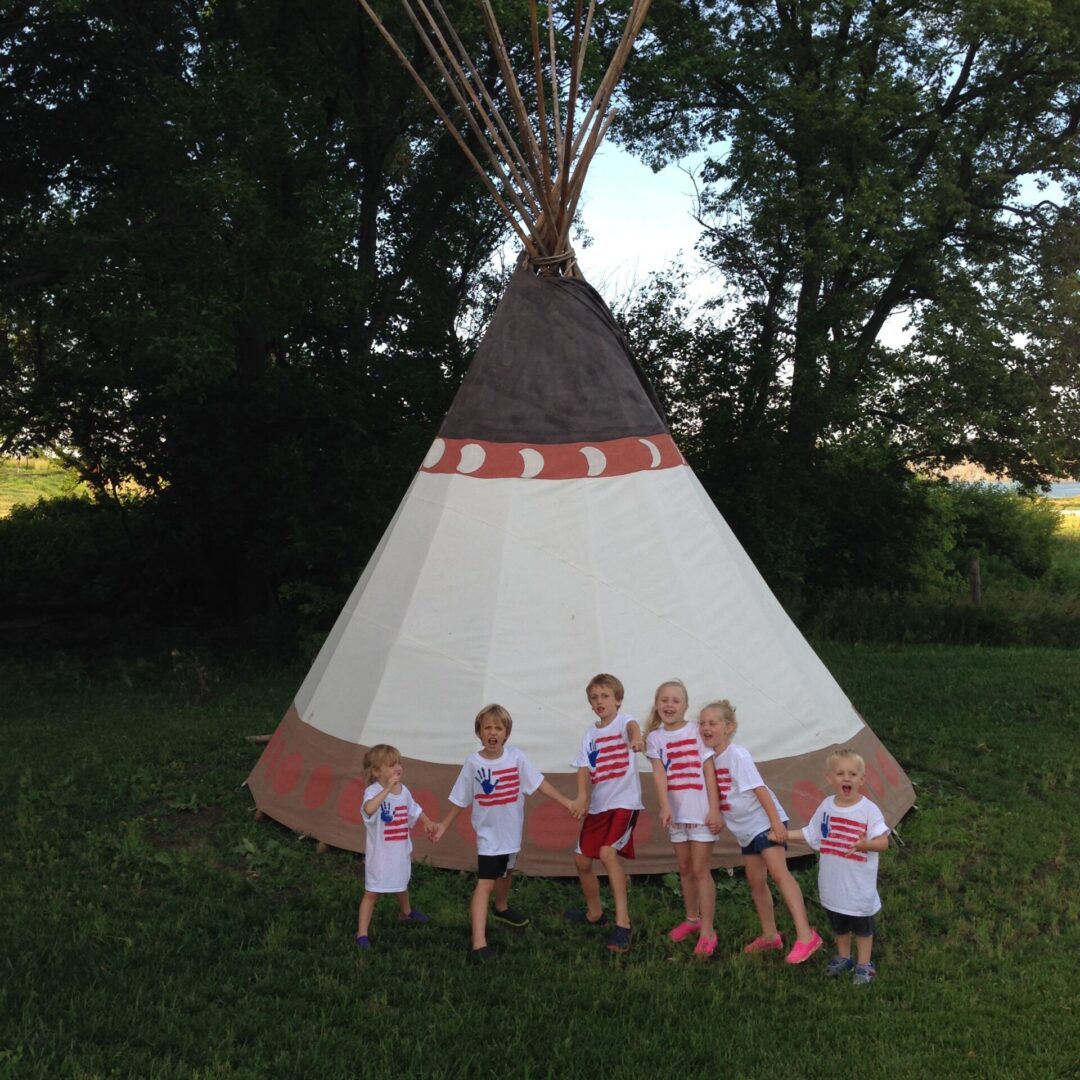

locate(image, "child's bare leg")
(855, 933), (873, 966)
(357, 891), (378, 937)
(575, 853), (604, 921)
(598, 846), (630, 928)
(395, 890), (413, 918)
(690, 842), (715, 938)
(744, 855), (777, 938)
(762, 845), (813, 941)
(470, 879), (496, 949)
(674, 843), (698, 921)
(834, 930), (853, 959)
(493, 871), (513, 914)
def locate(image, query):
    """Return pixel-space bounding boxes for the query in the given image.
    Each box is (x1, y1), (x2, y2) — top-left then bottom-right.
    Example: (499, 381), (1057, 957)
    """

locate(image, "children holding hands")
(645, 680), (722, 957)
(782, 749), (890, 984)
(698, 700), (822, 965)
(565, 673), (644, 953)
(431, 704), (581, 960)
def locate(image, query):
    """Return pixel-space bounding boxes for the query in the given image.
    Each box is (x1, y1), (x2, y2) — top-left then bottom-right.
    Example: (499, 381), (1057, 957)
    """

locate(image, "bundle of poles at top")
(357, 0), (654, 275)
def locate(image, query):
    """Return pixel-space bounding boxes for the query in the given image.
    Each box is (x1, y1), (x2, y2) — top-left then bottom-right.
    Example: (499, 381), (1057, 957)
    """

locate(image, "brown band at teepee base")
(247, 706), (913, 877)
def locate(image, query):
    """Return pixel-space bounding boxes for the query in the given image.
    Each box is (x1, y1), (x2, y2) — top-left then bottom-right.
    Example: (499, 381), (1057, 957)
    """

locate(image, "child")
(432, 704), (580, 960)
(645, 679), (722, 957)
(698, 700), (822, 965)
(564, 673), (645, 953)
(356, 743), (437, 949)
(783, 749), (890, 985)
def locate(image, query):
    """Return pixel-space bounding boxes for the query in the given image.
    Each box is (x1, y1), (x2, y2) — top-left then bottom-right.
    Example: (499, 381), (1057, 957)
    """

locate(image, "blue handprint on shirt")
(820, 811), (830, 839)
(587, 740), (600, 768)
(475, 767), (500, 795)
(661, 753), (671, 773)
(380, 800), (394, 823)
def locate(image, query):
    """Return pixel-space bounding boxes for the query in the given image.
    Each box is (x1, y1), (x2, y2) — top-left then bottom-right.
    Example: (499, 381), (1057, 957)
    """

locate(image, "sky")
(570, 144), (712, 300)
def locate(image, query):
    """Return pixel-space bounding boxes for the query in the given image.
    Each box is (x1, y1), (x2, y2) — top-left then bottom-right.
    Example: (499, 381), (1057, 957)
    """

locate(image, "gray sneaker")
(853, 962), (876, 986)
(825, 955), (854, 977)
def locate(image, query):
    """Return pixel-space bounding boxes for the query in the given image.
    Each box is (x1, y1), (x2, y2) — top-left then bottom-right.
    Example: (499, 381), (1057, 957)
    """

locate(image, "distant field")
(0, 455), (88, 516)
(2, 644), (1079, 1077)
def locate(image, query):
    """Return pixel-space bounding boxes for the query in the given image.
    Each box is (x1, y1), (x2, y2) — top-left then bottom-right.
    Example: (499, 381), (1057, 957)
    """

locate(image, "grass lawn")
(0, 456), (88, 517)
(3, 644), (1078, 1079)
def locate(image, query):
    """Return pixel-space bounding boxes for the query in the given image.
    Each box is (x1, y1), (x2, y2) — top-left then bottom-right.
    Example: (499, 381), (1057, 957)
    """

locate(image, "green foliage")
(946, 483), (1060, 584)
(609, 0), (1080, 563)
(2, 645), (1079, 1076)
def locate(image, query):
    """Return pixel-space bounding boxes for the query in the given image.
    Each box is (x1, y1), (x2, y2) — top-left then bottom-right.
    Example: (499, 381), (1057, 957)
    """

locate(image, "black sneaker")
(564, 909), (609, 927)
(606, 925), (632, 953)
(492, 906), (530, 927)
(470, 945), (497, 961)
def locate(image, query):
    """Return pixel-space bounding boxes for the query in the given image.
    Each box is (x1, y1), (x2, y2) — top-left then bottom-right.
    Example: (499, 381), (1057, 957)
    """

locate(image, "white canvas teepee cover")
(247, 264), (914, 873)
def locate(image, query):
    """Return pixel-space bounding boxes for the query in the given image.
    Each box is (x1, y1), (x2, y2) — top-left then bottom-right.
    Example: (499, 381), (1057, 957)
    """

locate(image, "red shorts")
(576, 808), (640, 860)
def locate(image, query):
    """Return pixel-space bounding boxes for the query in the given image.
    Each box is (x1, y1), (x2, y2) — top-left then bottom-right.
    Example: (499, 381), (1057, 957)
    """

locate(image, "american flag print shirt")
(360, 782), (422, 893)
(646, 724), (715, 826)
(573, 713), (643, 814)
(449, 747), (545, 857)
(804, 795), (889, 917)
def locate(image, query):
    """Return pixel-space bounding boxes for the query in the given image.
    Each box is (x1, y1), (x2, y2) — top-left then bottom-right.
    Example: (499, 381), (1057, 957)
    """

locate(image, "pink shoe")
(668, 918), (701, 943)
(743, 933), (783, 955)
(785, 929), (823, 965)
(693, 933), (718, 957)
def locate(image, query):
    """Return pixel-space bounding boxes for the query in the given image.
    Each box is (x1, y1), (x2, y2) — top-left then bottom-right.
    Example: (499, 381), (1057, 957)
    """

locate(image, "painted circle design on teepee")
(640, 438), (662, 468)
(519, 448), (544, 478)
(272, 752), (304, 796)
(410, 789), (440, 834)
(457, 443), (486, 473)
(422, 438), (446, 469)
(579, 446), (607, 476)
(876, 748), (902, 785)
(527, 801), (585, 850)
(303, 764), (335, 810)
(337, 777), (366, 825)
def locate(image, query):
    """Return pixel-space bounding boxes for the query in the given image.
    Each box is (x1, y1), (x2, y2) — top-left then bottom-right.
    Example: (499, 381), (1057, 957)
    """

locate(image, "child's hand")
(629, 735), (644, 753)
(771, 821), (788, 844)
(706, 810), (723, 835)
(659, 805), (672, 829)
(569, 796), (587, 820)
(766, 827), (778, 842)
(423, 820), (439, 841)
(430, 822), (447, 843)
(847, 835), (868, 854)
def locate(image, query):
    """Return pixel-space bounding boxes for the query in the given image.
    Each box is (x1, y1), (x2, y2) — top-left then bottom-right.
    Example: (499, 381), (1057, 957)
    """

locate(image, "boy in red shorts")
(565, 673), (644, 952)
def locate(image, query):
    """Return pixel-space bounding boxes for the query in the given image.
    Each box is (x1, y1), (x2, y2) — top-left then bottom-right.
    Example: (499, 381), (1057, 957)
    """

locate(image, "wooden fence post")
(969, 557), (982, 606)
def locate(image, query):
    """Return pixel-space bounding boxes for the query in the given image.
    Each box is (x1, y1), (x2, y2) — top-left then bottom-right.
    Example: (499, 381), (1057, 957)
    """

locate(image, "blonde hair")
(363, 743), (401, 782)
(700, 699), (737, 732)
(586, 672), (625, 702)
(826, 748), (865, 773)
(474, 703), (513, 738)
(644, 679), (689, 737)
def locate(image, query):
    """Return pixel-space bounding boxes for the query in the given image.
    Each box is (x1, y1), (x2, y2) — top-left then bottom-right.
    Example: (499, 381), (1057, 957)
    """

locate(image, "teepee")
(247, 0), (914, 874)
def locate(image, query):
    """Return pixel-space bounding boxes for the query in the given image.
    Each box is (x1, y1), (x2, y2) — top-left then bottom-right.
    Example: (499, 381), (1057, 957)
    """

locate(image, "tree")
(0, 0), (511, 627)
(610, 0), (1080, 585)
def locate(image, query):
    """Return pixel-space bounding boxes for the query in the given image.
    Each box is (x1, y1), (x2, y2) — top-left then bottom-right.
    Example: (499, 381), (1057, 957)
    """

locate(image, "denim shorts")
(741, 823), (789, 856)
(825, 908), (877, 937)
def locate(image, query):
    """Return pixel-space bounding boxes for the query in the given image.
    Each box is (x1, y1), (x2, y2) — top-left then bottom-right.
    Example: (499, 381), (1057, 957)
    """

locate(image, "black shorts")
(825, 908), (877, 937)
(477, 852), (516, 880)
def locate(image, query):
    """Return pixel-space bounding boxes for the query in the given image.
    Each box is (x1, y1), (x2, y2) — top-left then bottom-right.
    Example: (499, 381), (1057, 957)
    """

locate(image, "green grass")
(3, 644), (1078, 1078)
(0, 456), (88, 517)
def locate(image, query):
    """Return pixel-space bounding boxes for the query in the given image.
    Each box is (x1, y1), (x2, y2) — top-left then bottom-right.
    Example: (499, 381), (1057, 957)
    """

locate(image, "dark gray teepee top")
(440, 263), (668, 445)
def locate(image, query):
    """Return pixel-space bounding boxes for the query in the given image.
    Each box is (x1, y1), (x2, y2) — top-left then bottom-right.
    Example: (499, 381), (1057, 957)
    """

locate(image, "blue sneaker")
(354, 935), (371, 949)
(606, 925), (632, 953)
(825, 955), (854, 977)
(399, 909), (429, 924)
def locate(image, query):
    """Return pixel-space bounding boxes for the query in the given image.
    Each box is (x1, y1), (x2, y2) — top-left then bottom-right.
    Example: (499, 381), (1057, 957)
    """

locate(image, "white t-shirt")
(449, 746), (544, 856)
(361, 782), (423, 893)
(712, 742), (787, 847)
(572, 712), (643, 814)
(645, 724), (714, 825)
(802, 794), (889, 917)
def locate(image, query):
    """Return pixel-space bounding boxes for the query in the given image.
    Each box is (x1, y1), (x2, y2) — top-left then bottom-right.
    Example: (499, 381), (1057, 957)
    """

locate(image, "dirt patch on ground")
(147, 803), (226, 850)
